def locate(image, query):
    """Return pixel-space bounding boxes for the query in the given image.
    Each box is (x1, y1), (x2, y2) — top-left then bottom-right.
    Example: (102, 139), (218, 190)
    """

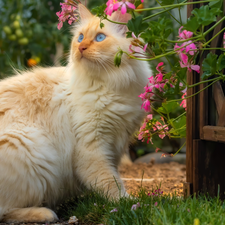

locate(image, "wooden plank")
(193, 139), (204, 195)
(202, 126), (225, 142)
(186, 70), (194, 191)
(213, 81), (224, 116)
(186, 0), (197, 195)
(199, 62), (208, 139)
(183, 182), (192, 199)
(217, 99), (225, 126)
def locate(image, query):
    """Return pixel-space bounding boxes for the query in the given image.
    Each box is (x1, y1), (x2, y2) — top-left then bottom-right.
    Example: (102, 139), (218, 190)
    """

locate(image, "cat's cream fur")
(0, 5), (152, 222)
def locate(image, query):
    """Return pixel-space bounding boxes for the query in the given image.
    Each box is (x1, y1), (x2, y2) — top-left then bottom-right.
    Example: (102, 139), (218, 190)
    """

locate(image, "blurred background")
(0, 0), (186, 162)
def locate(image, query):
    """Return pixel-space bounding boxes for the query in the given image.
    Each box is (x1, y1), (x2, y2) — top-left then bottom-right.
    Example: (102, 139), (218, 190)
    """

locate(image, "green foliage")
(0, 0), (71, 77)
(192, 5), (222, 26)
(127, 16), (148, 37)
(202, 53), (225, 80)
(183, 3), (222, 32)
(91, 3), (107, 17)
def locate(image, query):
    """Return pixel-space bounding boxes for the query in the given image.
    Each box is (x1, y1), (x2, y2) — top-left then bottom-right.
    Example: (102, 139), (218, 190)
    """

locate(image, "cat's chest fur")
(68, 81), (143, 155)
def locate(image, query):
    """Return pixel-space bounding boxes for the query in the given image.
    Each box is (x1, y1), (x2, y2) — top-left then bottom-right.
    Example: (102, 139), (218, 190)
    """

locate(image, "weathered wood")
(213, 81), (224, 116)
(186, 0), (197, 196)
(183, 182), (192, 199)
(193, 139), (204, 195)
(217, 99), (225, 126)
(202, 126), (225, 142)
(199, 63), (208, 139)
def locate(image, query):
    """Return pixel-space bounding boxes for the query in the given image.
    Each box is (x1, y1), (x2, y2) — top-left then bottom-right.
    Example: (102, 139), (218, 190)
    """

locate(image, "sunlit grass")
(56, 187), (225, 225)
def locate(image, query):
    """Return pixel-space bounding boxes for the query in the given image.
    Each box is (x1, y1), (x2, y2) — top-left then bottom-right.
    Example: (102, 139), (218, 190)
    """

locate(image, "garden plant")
(55, 0), (225, 158)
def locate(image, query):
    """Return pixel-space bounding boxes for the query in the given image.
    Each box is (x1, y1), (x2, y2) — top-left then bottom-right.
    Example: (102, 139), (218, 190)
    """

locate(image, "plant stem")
(155, 0), (182, 25)
(104, 17), (127, 25)
(203, 26), (225, 47)
(165, 36), (201, 43)
(202, 16), (225, 37)
(173, 141), (186, 156)
(135, 0), (217, 12)
(177, 0), (183, 26)
(167, 79), (220, 103)
(187, 77), (220, 88)
(143, 6), (179, 21)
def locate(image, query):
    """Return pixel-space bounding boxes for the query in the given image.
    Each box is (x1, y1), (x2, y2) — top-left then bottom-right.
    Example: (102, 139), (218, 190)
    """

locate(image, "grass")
(56, 187), (225, 225)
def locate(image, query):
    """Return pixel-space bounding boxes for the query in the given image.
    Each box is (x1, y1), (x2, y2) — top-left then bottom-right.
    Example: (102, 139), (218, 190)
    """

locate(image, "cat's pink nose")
(79, 46), (87, 53)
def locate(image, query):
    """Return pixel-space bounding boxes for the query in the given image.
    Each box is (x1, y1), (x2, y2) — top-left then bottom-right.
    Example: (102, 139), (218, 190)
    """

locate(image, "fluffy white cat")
(0, 4), (152, 222)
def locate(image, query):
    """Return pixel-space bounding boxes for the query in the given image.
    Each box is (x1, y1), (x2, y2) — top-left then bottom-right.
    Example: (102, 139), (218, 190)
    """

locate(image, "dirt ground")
(119, 161), (186, 197)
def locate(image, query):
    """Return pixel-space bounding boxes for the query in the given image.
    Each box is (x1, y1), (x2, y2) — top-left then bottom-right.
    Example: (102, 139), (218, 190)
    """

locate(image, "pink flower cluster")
(138, 114), (169, 144)
(56, 0), (79, 30)
(174, 26), (200, 73)
(139, 62), (172, 112)
(105, 0), (142, 16)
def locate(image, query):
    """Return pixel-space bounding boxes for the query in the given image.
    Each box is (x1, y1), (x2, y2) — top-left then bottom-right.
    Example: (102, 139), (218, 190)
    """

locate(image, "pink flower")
(141, 99), (151, 112)
(180, 92), (187, 110)
(156, 62), (164, 72)
(105, 0), (120, 16)
(154, 202), (158, 206)
(110, 208), (118, 213)
(184, 41), (197, 55)
(147, 114), (153, 120)
(56, 1), (78, 30)
(179, 55), (200, 73)
(223, 32), (225, 48)
(178, 26), (193, 40)
(118, 0), (136, 14)
(131, 202), (140, 210)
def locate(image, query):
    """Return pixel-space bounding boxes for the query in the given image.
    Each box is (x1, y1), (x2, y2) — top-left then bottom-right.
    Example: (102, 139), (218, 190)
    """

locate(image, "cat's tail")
(0, 207), (58, 223)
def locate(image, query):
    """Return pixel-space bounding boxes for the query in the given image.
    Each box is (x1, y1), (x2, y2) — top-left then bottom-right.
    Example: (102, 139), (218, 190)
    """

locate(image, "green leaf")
(91, 4), (107, 17)
(157, 106), (167, 114)
(192, 5), (222, 26)
(183, 16), (199, 32)
(202, 52), (217, 79)
(217, 55), (225, 71)
(127, 16), (148, 37)
(162, 102), (179, 114)
(172, 115), (186, 137)
(209, 0), (223, 9)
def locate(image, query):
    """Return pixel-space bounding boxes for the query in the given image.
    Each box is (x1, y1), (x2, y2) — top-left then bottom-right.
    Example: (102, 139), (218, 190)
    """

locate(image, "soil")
(119, 161), (186, 197)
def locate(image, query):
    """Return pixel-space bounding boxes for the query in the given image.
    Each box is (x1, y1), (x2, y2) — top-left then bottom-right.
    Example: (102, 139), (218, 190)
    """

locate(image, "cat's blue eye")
(78, 34), (84, 43)
(95, 33), (106, 42)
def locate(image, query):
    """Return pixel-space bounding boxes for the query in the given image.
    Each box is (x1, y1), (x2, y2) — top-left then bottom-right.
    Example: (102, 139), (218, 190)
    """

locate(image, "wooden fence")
(185, 0), (225, 198)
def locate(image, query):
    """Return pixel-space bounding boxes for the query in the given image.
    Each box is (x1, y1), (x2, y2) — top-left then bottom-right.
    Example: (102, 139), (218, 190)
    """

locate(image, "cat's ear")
(78, 4), (93, 21)
(109, 11), (132, 35)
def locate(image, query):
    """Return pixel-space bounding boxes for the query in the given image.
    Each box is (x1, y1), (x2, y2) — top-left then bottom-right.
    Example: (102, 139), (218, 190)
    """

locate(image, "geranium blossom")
(105, 0), (120, 16)
(56, 0), (79, 30)
(118, 0), (136, 14)
(178, 26), (193, 40)
(174, 26), (199, 73)
(105, 0), (135, 15)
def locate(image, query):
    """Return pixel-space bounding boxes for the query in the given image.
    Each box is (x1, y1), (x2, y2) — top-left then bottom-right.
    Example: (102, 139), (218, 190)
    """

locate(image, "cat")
(0, 4), (152, 223)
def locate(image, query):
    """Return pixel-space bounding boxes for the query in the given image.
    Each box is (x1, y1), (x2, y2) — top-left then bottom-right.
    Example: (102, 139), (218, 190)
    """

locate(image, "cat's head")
(69, 4), (150, 90)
